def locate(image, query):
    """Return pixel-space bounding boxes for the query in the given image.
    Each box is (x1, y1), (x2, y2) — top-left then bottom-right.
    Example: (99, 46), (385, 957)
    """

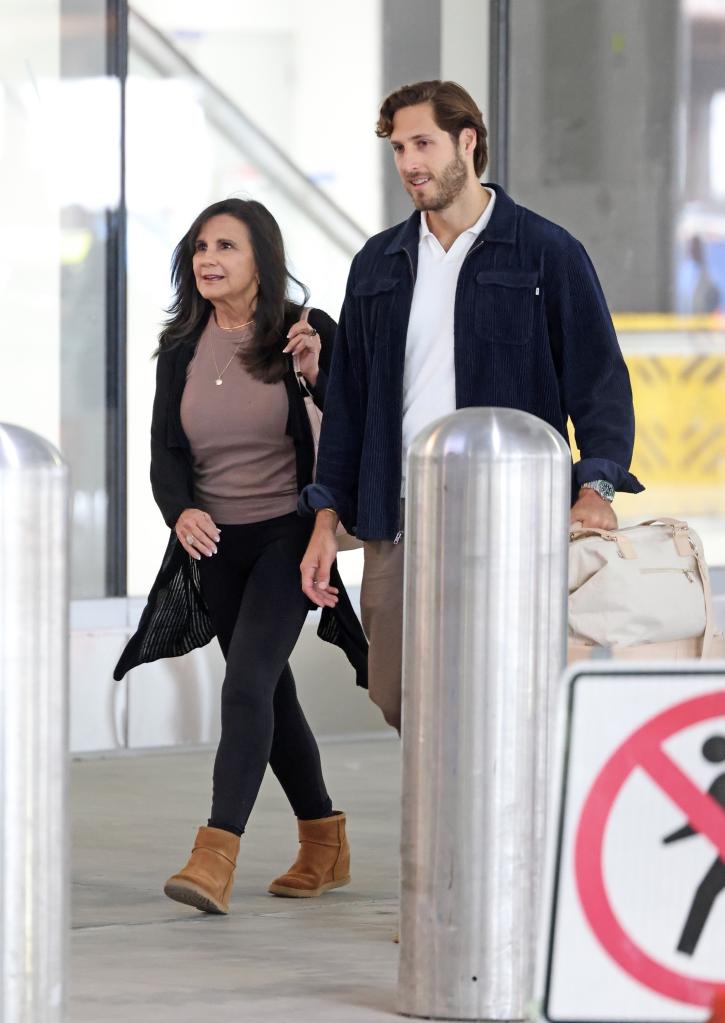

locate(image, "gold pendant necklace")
(211, 341), (242, 386)
(210, 316), (253, 385)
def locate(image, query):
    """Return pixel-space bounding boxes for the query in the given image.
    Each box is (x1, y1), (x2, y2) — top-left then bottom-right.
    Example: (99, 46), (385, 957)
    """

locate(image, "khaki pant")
(360, 539), (405, 733)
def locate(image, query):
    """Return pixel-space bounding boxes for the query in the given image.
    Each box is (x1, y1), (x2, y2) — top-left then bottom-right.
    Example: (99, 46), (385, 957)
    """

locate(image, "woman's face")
(192, 214), (258, 309)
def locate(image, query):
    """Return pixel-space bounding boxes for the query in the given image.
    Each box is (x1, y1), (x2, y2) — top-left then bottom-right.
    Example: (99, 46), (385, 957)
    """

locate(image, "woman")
(114, 198), (367, 915)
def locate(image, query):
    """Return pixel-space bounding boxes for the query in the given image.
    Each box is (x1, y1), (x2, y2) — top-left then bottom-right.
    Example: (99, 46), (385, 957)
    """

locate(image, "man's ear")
(459, 126), (477, 159)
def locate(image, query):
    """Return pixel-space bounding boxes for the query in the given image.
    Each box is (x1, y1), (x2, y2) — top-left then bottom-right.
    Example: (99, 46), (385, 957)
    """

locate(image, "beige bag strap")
(291, 307), (311, 388)
(689, 539), (715, 659)
(290, 307), (322, 463)
(635, 519), (693, 557)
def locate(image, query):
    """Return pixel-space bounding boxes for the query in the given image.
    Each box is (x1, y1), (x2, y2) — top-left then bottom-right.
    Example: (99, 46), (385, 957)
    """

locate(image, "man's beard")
(410, 150), (468, 211)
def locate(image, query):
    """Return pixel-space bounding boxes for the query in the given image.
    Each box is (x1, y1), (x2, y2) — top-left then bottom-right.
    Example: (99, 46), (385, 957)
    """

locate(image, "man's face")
(390, 103), (469, 212)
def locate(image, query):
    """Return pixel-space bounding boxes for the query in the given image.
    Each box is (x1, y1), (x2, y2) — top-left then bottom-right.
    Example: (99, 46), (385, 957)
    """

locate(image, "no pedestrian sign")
(541, 665), (725, 1023)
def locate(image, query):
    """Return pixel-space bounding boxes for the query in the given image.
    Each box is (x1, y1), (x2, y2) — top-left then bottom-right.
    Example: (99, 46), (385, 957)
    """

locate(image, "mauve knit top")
(180, 316), (298, 525)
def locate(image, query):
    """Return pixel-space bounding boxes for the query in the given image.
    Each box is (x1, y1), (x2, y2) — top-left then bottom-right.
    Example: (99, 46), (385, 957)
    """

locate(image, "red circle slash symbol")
(575, 690), (725, 1007)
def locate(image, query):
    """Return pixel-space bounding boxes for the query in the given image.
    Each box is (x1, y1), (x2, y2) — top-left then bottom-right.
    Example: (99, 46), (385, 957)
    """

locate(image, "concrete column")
(507, 0), (683, 313)
(381, 0), (441, 227)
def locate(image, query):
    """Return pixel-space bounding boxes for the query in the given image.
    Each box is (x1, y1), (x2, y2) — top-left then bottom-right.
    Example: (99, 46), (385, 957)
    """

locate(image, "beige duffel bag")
(567, 518), (724, 663)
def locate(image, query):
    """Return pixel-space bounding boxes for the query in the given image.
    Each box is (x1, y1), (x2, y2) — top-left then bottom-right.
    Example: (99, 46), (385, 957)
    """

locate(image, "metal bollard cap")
(409, 407), (571, 461)
(0, 422), (64, 469)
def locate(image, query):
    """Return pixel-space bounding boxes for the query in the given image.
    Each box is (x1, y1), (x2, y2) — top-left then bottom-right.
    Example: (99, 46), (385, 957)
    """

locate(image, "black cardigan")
(114, 308), (368, 687)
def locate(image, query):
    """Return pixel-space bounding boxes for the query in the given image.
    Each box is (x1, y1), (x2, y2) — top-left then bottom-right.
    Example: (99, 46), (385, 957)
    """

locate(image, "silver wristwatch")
(580, 479), (615, 503)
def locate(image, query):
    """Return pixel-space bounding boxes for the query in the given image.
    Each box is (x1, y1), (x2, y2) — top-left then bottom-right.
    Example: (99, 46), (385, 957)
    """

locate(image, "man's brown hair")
(376, 80), (488, 177)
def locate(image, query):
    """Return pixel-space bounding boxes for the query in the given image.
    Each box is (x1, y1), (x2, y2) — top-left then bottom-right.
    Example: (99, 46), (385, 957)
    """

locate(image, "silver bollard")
(398, 408), (570, 1022)
(0, 424), (69, 1022)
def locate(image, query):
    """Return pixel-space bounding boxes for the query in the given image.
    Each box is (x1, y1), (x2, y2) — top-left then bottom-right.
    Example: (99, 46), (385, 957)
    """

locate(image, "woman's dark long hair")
(158, 198), (310, 383)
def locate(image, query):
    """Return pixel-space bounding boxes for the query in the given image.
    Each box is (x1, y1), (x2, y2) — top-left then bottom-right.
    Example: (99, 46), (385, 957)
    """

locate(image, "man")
(300, 80), (643, 732)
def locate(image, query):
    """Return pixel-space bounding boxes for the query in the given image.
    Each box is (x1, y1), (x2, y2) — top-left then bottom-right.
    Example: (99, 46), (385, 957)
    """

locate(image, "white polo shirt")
(401, 189), (496, 486)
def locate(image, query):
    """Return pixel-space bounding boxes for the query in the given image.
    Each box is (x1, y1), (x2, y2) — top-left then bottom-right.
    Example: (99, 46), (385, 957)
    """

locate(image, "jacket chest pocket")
(353, 276), (399, 348)
(474, 270), (539, 345)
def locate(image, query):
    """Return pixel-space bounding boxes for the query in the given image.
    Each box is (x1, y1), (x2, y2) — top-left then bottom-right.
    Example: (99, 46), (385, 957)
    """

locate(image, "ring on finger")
(186, 534), (195, 546)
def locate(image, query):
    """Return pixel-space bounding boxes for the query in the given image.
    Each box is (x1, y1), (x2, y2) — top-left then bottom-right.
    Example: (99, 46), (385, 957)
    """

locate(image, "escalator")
(128, 6), (367, 259)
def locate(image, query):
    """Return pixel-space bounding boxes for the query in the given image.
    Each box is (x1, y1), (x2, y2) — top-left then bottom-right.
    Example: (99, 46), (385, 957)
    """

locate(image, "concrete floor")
(71, 737), (401, 1022)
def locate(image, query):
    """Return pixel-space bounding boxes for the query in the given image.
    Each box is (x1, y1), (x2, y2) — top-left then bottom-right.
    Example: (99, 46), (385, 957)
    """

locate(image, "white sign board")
(540, 663), (725, 1023)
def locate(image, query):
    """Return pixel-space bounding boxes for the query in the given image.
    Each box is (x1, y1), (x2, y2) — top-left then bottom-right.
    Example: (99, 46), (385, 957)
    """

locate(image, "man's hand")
(300, 510), (340, 608)
(570, 488), (618, 530)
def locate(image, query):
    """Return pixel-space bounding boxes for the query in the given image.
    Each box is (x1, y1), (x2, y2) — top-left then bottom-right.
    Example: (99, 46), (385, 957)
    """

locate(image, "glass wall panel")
(509, 0), (725, 564)
(0, 1), (62, 461)
(60, 0), (121, 598)
(126, 0), (382, 595)
(0, 0), (118, 597)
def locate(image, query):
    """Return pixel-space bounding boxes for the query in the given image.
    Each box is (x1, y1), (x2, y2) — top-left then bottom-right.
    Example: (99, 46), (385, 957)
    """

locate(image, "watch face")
(585, 480), (615, 502)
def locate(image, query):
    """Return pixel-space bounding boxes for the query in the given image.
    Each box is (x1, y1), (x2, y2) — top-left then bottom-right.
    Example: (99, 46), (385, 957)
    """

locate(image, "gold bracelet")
(317, 507), (337, 516)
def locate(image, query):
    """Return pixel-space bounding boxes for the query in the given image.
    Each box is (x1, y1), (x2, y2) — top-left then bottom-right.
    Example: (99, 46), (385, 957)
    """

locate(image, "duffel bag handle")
(569, 517), (693, 558)
(569, 517), (689, 538)
(633, 517), (690, 531)
(569, 522), (616, 539)
(568, 523), (636, 559)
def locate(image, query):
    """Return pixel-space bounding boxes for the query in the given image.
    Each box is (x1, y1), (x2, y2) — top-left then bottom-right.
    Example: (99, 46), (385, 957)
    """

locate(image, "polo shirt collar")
(419, 187), (496, 246)
(384, 182), (517, 259)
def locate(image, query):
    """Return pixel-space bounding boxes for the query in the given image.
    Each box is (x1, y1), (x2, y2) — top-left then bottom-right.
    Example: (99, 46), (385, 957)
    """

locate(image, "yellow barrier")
(569, 342), (725, 518)
(612, 313), (725, 332)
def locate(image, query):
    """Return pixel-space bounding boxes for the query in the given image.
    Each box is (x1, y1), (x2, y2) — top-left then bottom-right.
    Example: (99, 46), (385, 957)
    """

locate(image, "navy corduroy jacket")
(302, 184), (643, 539)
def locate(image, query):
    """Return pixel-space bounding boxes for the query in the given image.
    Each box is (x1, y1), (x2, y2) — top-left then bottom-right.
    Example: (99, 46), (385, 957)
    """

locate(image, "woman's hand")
(300, 511), (340, 608)
(175, 508), (220, 560)
(283, 319), (321, 388)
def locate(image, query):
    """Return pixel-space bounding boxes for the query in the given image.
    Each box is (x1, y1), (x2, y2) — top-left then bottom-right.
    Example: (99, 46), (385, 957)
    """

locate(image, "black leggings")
(198, 512), (333, 834)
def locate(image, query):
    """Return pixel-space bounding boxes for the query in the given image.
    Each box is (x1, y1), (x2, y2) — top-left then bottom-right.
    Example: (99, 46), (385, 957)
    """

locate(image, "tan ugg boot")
(164, 826), (240, 914)
(268, 811), (350, 898)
